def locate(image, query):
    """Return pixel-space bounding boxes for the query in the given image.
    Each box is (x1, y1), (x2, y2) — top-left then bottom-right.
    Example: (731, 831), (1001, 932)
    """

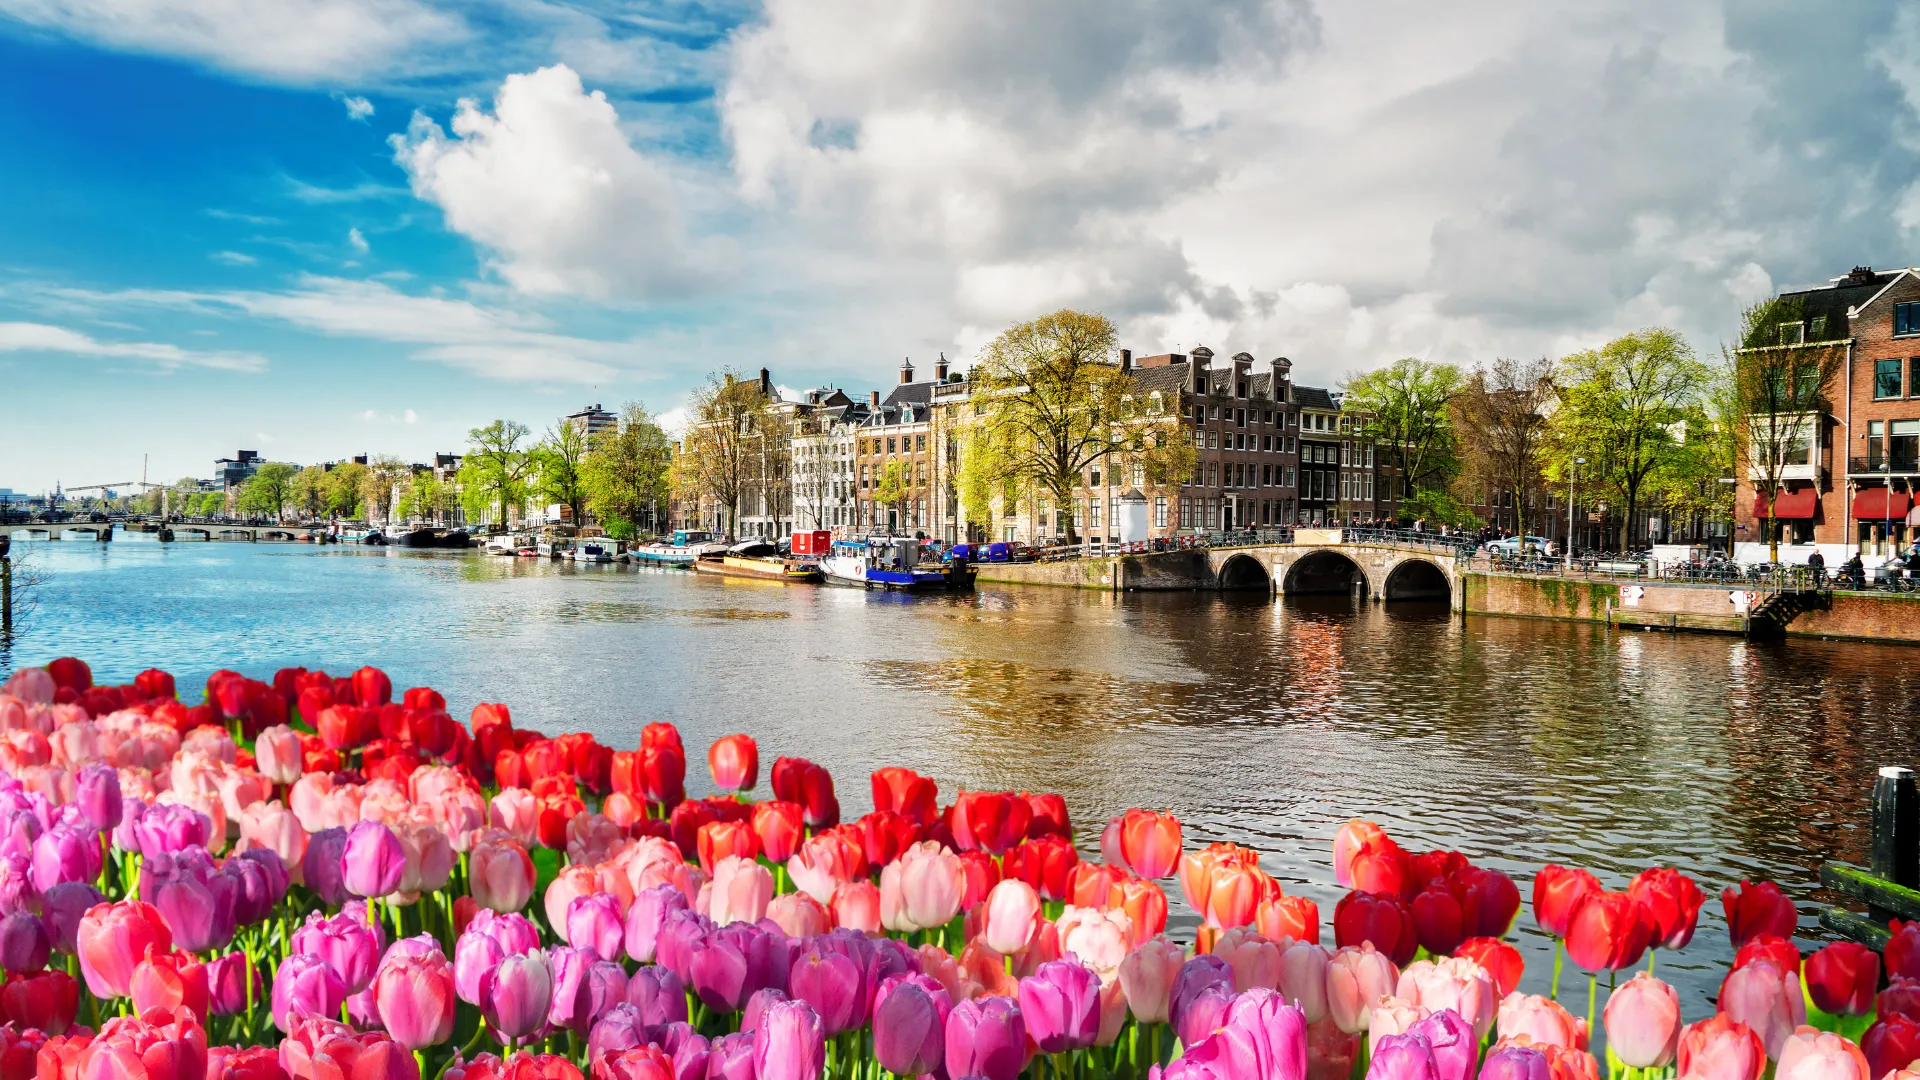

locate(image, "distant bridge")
(0, 520), (310, 543)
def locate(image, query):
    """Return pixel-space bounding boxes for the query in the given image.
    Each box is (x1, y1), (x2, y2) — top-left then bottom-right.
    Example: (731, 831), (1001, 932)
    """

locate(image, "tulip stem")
(1646, 949), (1655, 977)
(1586, 973), (1597, 1040)
(415, 1051), (427, 1078)
(1550, 939), (1564, 1001)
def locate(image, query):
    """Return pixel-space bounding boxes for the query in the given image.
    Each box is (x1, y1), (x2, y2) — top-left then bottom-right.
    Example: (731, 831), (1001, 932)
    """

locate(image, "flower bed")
(0, 656), (1909, 1080)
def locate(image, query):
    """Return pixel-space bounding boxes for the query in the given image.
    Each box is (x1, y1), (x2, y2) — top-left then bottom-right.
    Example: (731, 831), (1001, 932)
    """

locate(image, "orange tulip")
(1066, 863), (1129, 910)
(1256, 894), (1321, 945)
(1178, 842), (1267, 929)
(1118, 810), (1182, 880)
(1116, 878), (1168, 945)
(695, 820), (758, 873)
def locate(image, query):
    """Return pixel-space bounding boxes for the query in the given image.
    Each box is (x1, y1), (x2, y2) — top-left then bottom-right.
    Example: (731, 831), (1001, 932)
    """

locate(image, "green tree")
(582, 404), (674, 538)
(397, 470), (448, 524)
(1728, 296), (1847, 561)
(359, 456), (410, 525)
(960, 309), (1192, 543)
(289, 466), (328, 521)
(670, 374), (786, 537)
(1342, 357), (1462, 500)
(460, 420), (533, 530)
(872, 461), (909, 526)
(235, 462), (297, 521)
(533, 421), (590, 528)
(1546, 328), (1706, 551)
(324, 462), (369, 519)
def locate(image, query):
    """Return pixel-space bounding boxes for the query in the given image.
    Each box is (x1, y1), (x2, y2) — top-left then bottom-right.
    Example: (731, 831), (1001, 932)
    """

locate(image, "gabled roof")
(1850, 268), (1920, 317)
(1293, 386), (1337, 411)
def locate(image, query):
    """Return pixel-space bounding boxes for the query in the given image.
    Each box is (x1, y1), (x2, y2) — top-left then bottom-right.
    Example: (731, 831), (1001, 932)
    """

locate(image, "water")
(5, 535), (1917, 1027)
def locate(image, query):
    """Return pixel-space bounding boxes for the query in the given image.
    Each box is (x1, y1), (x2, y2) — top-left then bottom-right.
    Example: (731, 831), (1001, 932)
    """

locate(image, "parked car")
(1486, 535), (1555, 556)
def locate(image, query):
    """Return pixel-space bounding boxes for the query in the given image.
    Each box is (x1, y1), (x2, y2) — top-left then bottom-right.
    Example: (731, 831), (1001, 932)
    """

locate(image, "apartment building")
(855, 360), (938, 536)
(791, 389), (865, 535)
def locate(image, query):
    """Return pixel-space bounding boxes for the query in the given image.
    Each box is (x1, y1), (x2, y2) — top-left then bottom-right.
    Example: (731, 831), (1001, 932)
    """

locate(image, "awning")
(1855, 488), (1912, 520)
(1754, 488), (1819, 520)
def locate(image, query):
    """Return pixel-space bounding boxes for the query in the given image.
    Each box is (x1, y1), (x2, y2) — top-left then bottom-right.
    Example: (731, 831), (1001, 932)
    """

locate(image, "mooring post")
(1, 552), (10, 639)
(1872, 766), (1919, 919)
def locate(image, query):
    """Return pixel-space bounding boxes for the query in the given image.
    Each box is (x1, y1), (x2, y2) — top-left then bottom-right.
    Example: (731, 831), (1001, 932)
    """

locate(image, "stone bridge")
(0, 521), (308, 542)
(1206, 530), (1464, 606)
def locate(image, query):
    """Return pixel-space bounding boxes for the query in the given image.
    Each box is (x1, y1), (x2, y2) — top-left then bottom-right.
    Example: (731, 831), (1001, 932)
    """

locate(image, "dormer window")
(1810, 315), (1827, 337)
(1777, 322), (1804, 345)
(1898, 302), (1920, 337)
(1237, 381), (1248, 398)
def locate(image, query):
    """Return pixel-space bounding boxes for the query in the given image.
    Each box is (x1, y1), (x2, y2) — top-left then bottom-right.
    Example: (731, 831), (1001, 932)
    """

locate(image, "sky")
(3, 0), (1919, 493)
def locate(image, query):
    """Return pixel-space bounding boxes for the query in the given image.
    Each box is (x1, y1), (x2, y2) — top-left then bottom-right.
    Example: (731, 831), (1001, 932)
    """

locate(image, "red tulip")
(956, 851), (1002, 912)
(1004, 836), (1079, 902)
(568, 740), (610, 796)
(523, 740), (570, 784)
(135, 669), (177, 701)
(1627, 867), (1704, 950)
(1532, 864), (1601, 939)
(1457, 937), (1524, 997)
(1804, 941), (1879, 1016)
(871, 769), (938, 825)
(1410, 883), (1467, 957)
(1457, 866), (1521, 938)
(950, 792), (1031, 856)
(639, 744), (686, 810)
(695, 821), (757, 874)
(1865, 1017), (1920, 1080)
(750, 801), (805, 865)
(770, 758), (838, 829)
(350, 666), (392, 708)
(641, 722), (682, 753)
(1564, 890), (1652, 972)
(708, 735), (758, 792)
(77, 900), (174, 999)
(1889, 920), (1920, 980)
(856, 811), (921, 869)
(1731, 933), (1800, 974)
(1410, 849), (1469, 886)
(1721, 880), (1797, 947)
(400, 686), (445, 711)
(1332, 890), (1417, 966)
(1881, 976), (1920, 1023)
(1023, 793), (1070, 840)
(1117, 811), (1182, 880)
(1348, 834), (1412, 899)
(46, 658), (92, 692)
(1, 968), (78, 1034)
(1254, 895), (1319, 945)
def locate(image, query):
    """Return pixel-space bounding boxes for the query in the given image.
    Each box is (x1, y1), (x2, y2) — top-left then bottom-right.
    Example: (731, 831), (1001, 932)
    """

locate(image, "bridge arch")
(1216, 553), (1271, 591)
(1384, 558), (1451, 601)
(1283, 549), (1367, 595)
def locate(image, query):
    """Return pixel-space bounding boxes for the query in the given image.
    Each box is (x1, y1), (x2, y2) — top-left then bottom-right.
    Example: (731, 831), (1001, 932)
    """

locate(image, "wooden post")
(1, 552), (10, 638)
(1873, 767), (1919, 908)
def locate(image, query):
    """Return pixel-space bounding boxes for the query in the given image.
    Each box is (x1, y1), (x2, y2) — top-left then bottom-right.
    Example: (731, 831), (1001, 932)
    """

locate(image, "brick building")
(855, 360), (937, 535)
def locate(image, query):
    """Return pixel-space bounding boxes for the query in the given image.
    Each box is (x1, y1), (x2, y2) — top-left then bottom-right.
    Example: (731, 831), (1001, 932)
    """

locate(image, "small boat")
(400, 527), (438, 548)
(631, 530), (727, 567)
(570, 541), (614, 563)
(537, 538), (569, 559)
(820, 536), (975, 591)
(358, 531), (390, 546)
(694, 540), (823, 583)
(483, 534), (519, 556)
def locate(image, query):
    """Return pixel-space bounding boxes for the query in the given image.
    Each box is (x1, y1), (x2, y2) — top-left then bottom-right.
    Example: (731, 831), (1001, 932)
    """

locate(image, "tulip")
(293, 910), (382, 996)
(789, 940), (867, 1036)
(1004, 835), (1078, 902)
(1804, 941), (1878, 1017)
(1333, 890), (1417, 966)
(1733, 933), (1801, 974)
(224, 847), (291, 926)
(624, 964), (688, 1028)
(472, 834), (536, 913)
(207, 952), (263, 1016)
(1479, 1044), (1553, 1080)
(556, 893), (620, 965)
(1116, 809), (1182, 880)
(302, 827), (351, 907)
(873, 976), (947, 1077)
(950, 791), (1032, 856)
(1058, 905), (1133, 984)
(946, 995), (1028, 1080)
(1604, 971), (1680, 1068)
(1882, 977), (1920, 1024)
(1326, 942), (1398, 1035)
(1, 967), (76, 1033)
(1396, 957), (1496, 1041)
(1116, 934), (1183, 1024)
(373, 940), (455, 1050)
(1255, 894), (1320, 945)
(1207, 926), (1280, 993)
(1332, 821), (1387, 888)
(1718, 957), (1804, 1059)
(1410, 884), (1466, 958)
(1891, 920), (1920, 981)
(76, 899), (173, 999)
(1496, 993), (1585, 1051)
(750, 801), (805, 866)
(254, 725), (304, 785)
(708, 735), (758, 792)
(891, 842), (966, 932)
(1369, 995), (1428, 1048)
(1368, 1031), (1437, 1080)
(1776, 1028), (1870, 1080)
(1563, 890), (1651, 972)
(131, 947), (210, 1021)
(273, 952), (347, 1032)
(690, 922), (788, 1014)
(1721, 879), (1798, 947)
(69, 1006), (210, 1080)
(696, 821), (757, 875)
(1020, 959), (1101, 1053)
(341, 821), (405, 900)
(587, 1004), (652, 1064)
(1864, 1017), (1920, 1080)
(1628, 866), (1704, 950)
(487, 950), (553, 1046)
(982, 878), (1043, 955)
(1456, 937), (1523, 998)
(40, 881), (101, 955)
(871, 768), (938, 825)
(390, 819), (456, 905)
(753, 997), (825, 1080)
(75, 762), (123, 832)
(1409, 1008), (1476, 1080)
(29, 825), (99, 895)
(0, 910), (47, 973)
(1179, 843), (1267, 932)
(549, 946), (626, 1035)
(1531, 865), (1600, 939)
(766, 893), (831, 940)
(624, 884), (689, 965)
(708, 855), (773, 927)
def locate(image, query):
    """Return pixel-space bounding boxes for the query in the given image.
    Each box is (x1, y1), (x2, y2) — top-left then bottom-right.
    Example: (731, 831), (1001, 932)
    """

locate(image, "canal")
(3, 536), (1914, 1023)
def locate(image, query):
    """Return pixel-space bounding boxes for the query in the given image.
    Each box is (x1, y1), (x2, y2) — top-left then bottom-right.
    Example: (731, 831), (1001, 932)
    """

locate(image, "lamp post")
(1884, 460), (1893, 573)
(1566, 457), (1585, 571)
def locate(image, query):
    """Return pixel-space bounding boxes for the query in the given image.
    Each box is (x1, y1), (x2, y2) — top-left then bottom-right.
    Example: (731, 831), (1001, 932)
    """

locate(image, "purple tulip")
(0, 808), (40, 861)
(1018, 958), (1102, 1054)
(454, 909), (540, 1007)
(144, 845), (237, 952)
(548, 946), (628, 1034)
(347, 985), (381, 1029)
(1196, 988), (1308, 1080)
(221, 847), (289, 925)
(655, 909), (712, 985)
(707, 1032), (756, 1080)
(1409, 1008), (1476, 1080)
(342, 900), (387, 953)
(1369, 1031), (1439, 1080)
(670, 1029), (710, 1080)
(1170, 954), (1233, 1022)
(743, 987), (789, 1034)
(1176, 980), (1237, 1050)
(0, 910), (48, 973)
(291, 909), (381, 995)
(866, 936), (919, 1008)
(272, 952), (347, 1032)
(302, 827), (350, 907)
(0, 853), (32, 915)
(1477, 1045), (1552, 1080)
(789, 939), (866, 1035)
(132, 801), (211, 858)
(30, 825), (101, 894)
(40, 881), (102, 953)
(208, 951), (264, 1016)
(75, 763), (122, 832)
(873, 975), (947, 1077)
(658, 1022), (702, 1056)
(624, 963), (688, 1028)
(690, 922), (787, 1014)
(945, 995), (1027, 1080)
(587, 1001), (649, 1060)
(485, 950), (552, 1047)
(625, 883), (690, 964)
(342, 820), (405, 899)
(109, 798), (143, 855)
(568, 891), (625, 962)
(752, 997), (824, 1080)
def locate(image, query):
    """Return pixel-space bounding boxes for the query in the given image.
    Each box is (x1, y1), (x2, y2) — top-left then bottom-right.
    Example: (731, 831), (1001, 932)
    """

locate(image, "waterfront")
(4, 536), (1918, 1021)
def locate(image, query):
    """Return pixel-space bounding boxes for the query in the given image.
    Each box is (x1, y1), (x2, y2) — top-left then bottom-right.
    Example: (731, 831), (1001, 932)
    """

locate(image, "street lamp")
(1566, 457), (1586, 570)
(1883, 460), (1893, 574)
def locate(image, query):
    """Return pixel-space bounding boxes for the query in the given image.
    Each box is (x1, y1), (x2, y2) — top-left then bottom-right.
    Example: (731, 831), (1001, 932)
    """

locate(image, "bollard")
(1873, 766), (1919, 901)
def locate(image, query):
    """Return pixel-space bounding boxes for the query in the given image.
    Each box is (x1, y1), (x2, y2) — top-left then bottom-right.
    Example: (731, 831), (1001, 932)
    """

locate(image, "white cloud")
(347, 227), (370, 253)
(0, 321), (264, 372)
(210, 250), (257, 266)
(391, 64), (704, 300)
(343, 95), (374, 121)
(404, 408), (417, 423)
(0, 0), (464, 83)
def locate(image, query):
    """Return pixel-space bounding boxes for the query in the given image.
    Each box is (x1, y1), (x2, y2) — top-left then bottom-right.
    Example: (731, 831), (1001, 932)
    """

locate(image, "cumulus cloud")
(392, 64), (703, 300)
(0, 0), (464, 83)
(343, 95), (374, 121)
(0, 321), (264, 372)
(347, 227), (370, 253)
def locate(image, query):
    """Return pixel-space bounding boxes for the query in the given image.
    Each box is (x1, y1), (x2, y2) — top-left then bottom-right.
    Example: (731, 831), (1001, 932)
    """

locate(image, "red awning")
(1854, 488), (1912, 520)
(1754, 488), (1820, 520)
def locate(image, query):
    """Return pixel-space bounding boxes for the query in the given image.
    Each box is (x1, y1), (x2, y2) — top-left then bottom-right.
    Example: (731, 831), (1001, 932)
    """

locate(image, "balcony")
(1849, 456), (1920, 477)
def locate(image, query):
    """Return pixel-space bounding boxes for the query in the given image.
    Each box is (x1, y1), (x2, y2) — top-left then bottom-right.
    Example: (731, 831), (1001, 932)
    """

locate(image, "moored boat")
(820, 536), (975, 591)
(694, 540), (824, 583)
(631, 530), (726, 567)
(568, 541), (614, 563)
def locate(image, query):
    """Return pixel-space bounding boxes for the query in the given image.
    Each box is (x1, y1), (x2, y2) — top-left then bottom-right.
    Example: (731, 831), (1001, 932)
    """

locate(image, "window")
(1911, 358), (1920, 399)
(1365, 474), (1375, 500)
(1895, 420), (1920, 469)
(1236, 408), (1246, 427)
(1341, 441), (1351, 466)
(1898, 302), (1920, 337)
(1180, 498), (1192, 528)
(915, 435), (925, 451)
(1193, 405), (1205, 426)
(887, 437), (897, 453)
(1209, 405), (1219, 420)
(1777, 322), (1804, 345)
(1288, 413), (1298, 428)
(1878, 359), (1903, 399)
(1285, 467), (1295, 488)
(1263, 411), (1273, 424)
(1207, 432), (1218, 450)
(1207, 465), (1217, 487)
(1089, 468), (1101, 487)
(1154, 497), (1167, 529)
(1811, 315), (1827, 337)
(1262, 465), (1272, 485)
(1237, 381), (1248, 398)
(1366, 446), (1375, 467)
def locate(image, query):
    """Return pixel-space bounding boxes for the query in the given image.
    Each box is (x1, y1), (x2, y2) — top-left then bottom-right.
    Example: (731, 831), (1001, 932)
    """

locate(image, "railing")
(1849, 456), (1920, 476)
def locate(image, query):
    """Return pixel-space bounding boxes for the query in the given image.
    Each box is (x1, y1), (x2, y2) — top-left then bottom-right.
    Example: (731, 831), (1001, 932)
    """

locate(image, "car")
(1487, 535), (1554, 555)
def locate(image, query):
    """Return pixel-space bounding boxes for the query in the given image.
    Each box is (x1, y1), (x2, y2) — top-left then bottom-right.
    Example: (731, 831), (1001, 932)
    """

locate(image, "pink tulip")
(1057, 906), (1133, 984)
(1397, 956), (1498, 1041)
(1718, 958), (1805, 1059)
(373, 939), (456, 1050)
(787, 835), (858, 905)
(754, 997), (826, 1080)
(1118, 934), (1185, 1024)
(390, 818), (455, 904)
(1368, 995), (1427, 1048)
(897, 842), (966, 932)
(982, 879), (1043, 955)
(1325, 942), (1398, 1034)
(237, 801), (308, 879)
(545, 865), (601, 934)
(1678, 1014), (1768, 1080)
(1605, 971), (1681, 1069)
(709, 855), (774, 927)
(488, 788), (539, 848)
(1277, 940), (1329, 1024)
(486, 950), (553, 1046)
(831, 881), (881, 935)
(471, 833), (535, 913)
(766, 893), (831, 940)
(1497, 992), (1587, 1051)
(1211, 926), (1283, 992)
(1775, 1028), (1870, 1080)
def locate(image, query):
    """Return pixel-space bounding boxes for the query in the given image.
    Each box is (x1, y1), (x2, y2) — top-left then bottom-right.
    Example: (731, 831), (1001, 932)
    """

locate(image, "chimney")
(1120, 348), (1132, 373)
(935, 353), (949, 381)
(900, 357), (915, 385)
(869, 390), (880, 409)
(759, 368), (772, 397)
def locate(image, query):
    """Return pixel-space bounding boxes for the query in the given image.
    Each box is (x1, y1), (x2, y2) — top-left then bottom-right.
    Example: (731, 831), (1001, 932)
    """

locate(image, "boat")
(400, 528), (438, 548)
(631, 530), (728, 567)
(693, 540), (824, 583)
(358, 531), (390, 546)
(569, 541), (614, 563)
(438, 530), (471, 549)
(483, 534), (520, 556)
(820, 536), (976, 591)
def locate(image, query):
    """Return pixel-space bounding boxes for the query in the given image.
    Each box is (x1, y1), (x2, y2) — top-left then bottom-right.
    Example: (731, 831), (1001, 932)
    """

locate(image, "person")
(1807, 549), (1825, 582)
(1844, 552), (1865, 590)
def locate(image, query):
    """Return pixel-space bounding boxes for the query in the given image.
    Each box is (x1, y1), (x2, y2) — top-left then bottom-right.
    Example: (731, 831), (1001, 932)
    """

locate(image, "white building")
(791, 389), (867, 536)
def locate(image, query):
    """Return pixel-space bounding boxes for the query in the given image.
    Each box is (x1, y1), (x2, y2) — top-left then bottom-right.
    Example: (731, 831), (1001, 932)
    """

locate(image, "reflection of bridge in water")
(0, 521), (309, 543)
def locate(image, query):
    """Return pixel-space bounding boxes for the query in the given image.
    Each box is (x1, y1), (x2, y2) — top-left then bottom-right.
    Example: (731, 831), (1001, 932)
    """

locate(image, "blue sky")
(4, 1), (1920, 493)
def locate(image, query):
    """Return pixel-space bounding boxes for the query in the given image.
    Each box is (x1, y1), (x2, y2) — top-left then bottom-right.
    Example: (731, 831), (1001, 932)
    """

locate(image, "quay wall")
(1786, 592), (1920, 644)
(1460, 572), (1614, 623)
(972, 550), (1213, 591)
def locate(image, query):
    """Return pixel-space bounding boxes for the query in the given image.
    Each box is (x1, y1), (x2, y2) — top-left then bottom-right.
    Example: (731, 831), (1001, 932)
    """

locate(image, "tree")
(1342, 358), (1462, 500)
(1450, 358), (1555, 539)
(324, 462), (369, 520)
(398, 471), (454, 525)
(533, 421), (590, 528)
(460, 420), (534, 531)
(671, 374), (785, 538)
(1729, 296), (1847, 561)
(236, 462), (297, 521)
(872, 461), (909, 527)
(960, 309), (1192, 543)
(582, 404), (674, 538)
(1547, 328), (1706, 552)
(289, 466), (328, 521)
(358, 456), (410, 525)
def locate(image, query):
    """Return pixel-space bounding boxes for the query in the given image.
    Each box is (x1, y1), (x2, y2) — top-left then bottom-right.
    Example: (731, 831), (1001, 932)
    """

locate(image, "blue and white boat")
(631, 530), (727, 567)
(820, 536), (975, 592)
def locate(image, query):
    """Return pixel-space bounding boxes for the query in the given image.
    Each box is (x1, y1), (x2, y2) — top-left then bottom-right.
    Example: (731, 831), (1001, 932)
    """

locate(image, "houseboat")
(693, 540), (823, 583)
(819, 536), (975, 591)
(631, 530), (727, 567)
